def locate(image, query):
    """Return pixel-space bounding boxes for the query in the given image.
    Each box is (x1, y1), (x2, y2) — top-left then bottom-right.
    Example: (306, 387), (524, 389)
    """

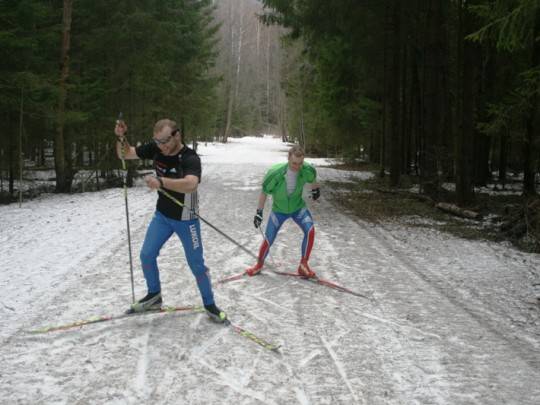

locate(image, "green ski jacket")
(262, 162), (317, 214)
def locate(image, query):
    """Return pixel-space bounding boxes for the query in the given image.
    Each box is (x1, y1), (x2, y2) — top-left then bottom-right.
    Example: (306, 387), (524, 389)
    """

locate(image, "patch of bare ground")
(324, 168), (540, 253)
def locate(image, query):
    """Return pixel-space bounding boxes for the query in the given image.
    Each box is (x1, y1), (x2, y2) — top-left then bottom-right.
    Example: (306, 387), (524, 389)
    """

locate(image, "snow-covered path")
(0, 137), (539, 404)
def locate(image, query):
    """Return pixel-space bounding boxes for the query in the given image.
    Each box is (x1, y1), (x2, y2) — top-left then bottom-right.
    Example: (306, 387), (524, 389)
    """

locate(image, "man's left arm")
(146, 153), (201, 193)
(310, 182), (320, 200)
(305, 164), (320, 200)
(145, 175), (198, 193)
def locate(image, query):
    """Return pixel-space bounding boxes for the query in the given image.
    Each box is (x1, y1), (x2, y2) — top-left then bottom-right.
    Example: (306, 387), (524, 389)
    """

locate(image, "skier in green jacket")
(246, 145), (320, 278)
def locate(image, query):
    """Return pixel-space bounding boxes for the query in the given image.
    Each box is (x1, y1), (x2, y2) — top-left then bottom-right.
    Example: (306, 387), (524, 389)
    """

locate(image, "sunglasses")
(153, 129), (179, 145)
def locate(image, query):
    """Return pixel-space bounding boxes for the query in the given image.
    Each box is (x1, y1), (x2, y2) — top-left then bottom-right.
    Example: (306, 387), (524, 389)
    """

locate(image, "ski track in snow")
(131, 326), (152, 402)
(0, 137), (539, 404)
(320, 334), (364, 405)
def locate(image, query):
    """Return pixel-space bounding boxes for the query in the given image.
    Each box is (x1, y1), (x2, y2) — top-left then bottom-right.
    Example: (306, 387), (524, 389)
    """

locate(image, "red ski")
(216, 270), (248, 284)
(270, 269), (369, 299)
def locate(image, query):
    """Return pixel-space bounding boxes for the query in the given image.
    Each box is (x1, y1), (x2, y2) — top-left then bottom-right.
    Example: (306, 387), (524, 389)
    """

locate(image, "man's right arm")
(114, 120), (138, 160)
(115, 137), (138, 160)
(257, 192), (267, 211)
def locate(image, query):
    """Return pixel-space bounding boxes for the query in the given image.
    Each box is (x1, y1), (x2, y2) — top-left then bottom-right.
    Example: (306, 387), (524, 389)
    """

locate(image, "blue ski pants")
(139, 211), (214, 306)
(258, 208), (315, 264)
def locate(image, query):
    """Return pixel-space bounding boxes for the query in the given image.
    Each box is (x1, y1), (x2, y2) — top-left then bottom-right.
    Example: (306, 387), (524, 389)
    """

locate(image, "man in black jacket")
(114, 118), (226, 322)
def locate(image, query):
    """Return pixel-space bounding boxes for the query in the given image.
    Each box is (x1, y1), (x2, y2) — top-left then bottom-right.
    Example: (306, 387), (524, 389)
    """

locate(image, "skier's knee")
(192, 265), (209, 281)
(140, 249), (157, 264)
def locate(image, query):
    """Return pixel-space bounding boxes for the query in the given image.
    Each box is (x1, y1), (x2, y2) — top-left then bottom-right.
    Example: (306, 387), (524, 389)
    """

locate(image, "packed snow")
(1, 136), (539, 404)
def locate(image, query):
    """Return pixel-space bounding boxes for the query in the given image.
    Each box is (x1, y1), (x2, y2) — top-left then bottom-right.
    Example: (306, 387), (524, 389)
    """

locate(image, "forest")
(1, 0), (539, 247)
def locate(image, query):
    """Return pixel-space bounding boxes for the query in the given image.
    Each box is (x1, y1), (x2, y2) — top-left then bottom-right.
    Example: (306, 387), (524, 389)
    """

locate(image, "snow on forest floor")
(0, 136), (539, 404)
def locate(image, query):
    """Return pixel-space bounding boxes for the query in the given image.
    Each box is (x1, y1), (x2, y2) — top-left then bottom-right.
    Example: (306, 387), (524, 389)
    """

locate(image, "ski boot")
(204, 303), (228, 323)
(246, 262), (263, 276)
(297, 261), (316, 279)
(126, 292), (162, 314)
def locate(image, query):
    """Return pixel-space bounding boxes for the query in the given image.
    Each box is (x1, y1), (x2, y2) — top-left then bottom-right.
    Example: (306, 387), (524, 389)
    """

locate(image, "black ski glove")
(311, 188), (321, 201)
(254, 209), (263, 228)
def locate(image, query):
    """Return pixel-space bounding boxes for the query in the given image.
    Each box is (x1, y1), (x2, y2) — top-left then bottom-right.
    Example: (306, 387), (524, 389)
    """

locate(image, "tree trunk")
(380, 2), (392, 178)
(389, 0), (402, 187)
(411, 49), (422, 176)
(436, 202), (481, 220)
(473, 134), (491, 186)
(8, 114), (14, 195)
(278, 86), (288, 142)
(266, 26), (271, 126)
(299, 83), (306, 150)
(223, 84), (234, 143)
(440, 2), (453, 181)
(222, 0), (235, 143)
(233, 0), (244, 103)
(522, 6), (540, 196)
(498, 130), (508, 185)
(18, 88), (24, 206)
(474, 45), (496, 187)
(421, 0), (446, 198)
(456, 1), (477, 205)
(402, 36), (412, 175)
(54, 0), (73, 193)
(0, 149), (4, 193)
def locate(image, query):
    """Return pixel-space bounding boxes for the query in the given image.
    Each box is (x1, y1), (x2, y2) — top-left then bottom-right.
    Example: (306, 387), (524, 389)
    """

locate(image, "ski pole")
(117, 112), (135, 303)
(157, 188), (258, 261)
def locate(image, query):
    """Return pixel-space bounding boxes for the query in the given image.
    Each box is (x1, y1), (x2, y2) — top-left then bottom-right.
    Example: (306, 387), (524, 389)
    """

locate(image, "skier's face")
(288, 154), (304, 172)
(153, 127), (180, 155)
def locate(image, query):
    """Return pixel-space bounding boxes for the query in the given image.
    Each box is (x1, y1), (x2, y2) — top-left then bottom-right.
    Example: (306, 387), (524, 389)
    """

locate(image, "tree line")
(0, 0), (220, 194)
(261, 0), (540, 203)
(2, 0), (538, 206)
(212, 0), (285, 142)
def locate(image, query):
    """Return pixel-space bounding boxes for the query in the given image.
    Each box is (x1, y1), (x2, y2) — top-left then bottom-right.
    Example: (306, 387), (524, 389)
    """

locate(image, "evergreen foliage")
(262, 0), (383, 158)
(262, 0), (540, 199)
(0, 0), (219, 193)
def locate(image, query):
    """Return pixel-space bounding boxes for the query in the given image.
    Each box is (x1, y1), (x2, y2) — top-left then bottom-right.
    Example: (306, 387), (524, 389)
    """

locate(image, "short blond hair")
(288, 145), (305, 158)
(153, 119), (179, 136)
